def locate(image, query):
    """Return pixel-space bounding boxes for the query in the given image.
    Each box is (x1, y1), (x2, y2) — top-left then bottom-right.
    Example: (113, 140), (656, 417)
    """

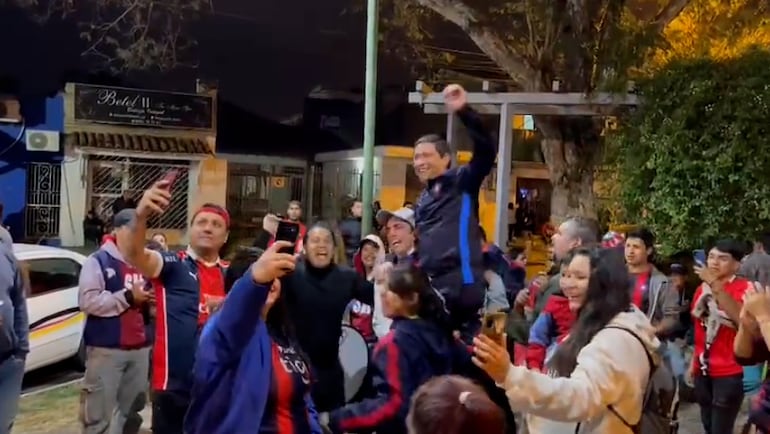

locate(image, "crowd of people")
(1, 83), (770, 434)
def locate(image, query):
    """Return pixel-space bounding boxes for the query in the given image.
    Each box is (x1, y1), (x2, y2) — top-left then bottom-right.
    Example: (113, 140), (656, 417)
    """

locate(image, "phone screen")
(481, 311), (507, 341)
(693, 249), (706, 266)
(275, 221), (300, 254)
(160, 169), (179, 190)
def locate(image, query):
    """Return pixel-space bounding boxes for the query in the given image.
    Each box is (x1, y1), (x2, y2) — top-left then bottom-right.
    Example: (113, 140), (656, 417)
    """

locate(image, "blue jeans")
(663, 341), (686, 378)
(0, 356), (25, 434)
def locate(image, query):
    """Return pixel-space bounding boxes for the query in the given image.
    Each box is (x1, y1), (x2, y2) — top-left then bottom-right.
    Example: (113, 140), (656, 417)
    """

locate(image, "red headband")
(194, 206), (231, 227)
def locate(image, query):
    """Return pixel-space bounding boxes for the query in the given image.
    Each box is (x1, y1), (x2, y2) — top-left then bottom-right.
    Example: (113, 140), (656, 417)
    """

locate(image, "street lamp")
(360, 0), (379, 235)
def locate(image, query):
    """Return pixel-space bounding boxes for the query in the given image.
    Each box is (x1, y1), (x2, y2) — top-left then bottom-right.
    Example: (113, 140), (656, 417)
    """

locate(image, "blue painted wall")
(0, 95), (64, 240)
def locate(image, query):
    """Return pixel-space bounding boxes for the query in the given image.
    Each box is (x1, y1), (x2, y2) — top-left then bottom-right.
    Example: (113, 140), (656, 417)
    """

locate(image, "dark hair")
(549, 246), (631, 376)
(508, 246), (525, 259)
(146, 240), (164, 251)
(710, 239), (747, 262)
(408, 375), (505, 434)
(387, 263), (451, 332)
(151, 232), (167, 242)
(627, 227), (655, 260)
(303, 221), (338, 246)
(222, 247), (303, 350)
(758, 232), (770, 253)
(304, 221), (348, 265)
(224, 247), (265, 294)
(562, 217), (601, 245)
(415, 134), (452, 168)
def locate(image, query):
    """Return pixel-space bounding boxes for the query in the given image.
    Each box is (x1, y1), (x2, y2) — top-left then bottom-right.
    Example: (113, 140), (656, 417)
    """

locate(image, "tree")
(613, 48), (770, 254)
(8, 0), (209, 72)
(384, 0), (693, 221)
(651, 0), (770, 66)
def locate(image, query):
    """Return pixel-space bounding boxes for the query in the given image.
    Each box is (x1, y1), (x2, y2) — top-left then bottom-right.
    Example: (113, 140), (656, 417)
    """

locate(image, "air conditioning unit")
(25, 130), (61, 152)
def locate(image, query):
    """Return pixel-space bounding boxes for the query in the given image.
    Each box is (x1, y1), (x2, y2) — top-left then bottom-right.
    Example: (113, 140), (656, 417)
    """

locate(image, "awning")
(65, 132), (212, 155)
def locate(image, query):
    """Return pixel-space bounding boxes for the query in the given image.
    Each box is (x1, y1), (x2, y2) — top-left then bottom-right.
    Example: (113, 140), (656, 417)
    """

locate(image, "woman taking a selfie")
(472, 247), (661, 434)
(185, 242), (322, 434)
(326, 263), (468, 434)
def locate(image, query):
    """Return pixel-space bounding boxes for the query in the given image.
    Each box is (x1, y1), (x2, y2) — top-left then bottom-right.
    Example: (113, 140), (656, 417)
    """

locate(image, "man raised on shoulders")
(412, 84), (497, 337)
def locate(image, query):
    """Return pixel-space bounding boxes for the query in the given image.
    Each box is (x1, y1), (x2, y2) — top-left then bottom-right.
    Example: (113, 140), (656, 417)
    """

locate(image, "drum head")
(339, 325), (369, 402)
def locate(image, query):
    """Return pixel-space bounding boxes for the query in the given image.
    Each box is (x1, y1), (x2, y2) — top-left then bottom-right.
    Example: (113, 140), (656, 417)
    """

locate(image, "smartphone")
(481, 311), (507, 341)
(274, 220), (300, 254)
(693, 249), (706, 267)
(159, 169), (179, 190)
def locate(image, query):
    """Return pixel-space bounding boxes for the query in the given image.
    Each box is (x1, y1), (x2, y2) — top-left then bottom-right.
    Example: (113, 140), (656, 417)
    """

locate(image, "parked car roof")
(12, 243), (88, 261)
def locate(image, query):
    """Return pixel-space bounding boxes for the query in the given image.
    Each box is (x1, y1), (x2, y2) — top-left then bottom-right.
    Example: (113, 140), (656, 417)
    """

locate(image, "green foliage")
(613, 48), (770, 253)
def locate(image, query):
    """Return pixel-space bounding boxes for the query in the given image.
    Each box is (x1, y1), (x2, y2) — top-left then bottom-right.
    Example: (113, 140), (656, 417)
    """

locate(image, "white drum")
(339, 325), (370, 402)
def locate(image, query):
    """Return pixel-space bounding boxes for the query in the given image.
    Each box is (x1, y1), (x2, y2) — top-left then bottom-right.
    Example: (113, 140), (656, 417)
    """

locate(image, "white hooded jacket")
(502, 307), (659, 434)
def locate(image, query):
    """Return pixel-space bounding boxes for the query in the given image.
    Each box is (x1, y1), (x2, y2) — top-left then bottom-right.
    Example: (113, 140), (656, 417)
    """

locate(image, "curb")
(21, 377), (82, 398)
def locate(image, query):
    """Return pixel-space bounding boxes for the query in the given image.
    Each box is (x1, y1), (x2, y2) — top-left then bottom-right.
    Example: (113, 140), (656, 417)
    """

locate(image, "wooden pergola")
(408, 81), (640, 246)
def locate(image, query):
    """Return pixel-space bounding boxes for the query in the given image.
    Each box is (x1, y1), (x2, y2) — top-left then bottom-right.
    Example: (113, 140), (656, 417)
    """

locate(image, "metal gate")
(226, 163), (307, 225)
(88, 156), (190, 230)
(25, 162), (62, 240)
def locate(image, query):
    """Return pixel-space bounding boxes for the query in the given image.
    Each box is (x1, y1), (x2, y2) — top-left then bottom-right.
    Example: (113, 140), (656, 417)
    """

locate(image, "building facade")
(0, 94), (65, 242)
(59, 83), (223, 247)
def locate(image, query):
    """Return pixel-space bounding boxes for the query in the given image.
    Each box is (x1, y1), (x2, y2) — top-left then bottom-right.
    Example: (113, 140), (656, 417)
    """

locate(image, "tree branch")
(653, 0), (691, 33)
(412, 0), (540, 88)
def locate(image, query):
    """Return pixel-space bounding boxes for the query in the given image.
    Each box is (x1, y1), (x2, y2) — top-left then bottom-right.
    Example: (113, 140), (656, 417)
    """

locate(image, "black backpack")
(605, 326), (679, 434)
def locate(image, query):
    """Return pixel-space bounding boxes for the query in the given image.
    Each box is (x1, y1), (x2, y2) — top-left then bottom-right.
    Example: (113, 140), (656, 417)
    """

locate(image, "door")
(516, 177), (553, 232)
(24, 257), (83, 370)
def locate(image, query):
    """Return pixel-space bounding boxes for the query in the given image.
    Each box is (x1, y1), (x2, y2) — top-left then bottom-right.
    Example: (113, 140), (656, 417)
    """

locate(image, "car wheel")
(72, 338), (87, 371)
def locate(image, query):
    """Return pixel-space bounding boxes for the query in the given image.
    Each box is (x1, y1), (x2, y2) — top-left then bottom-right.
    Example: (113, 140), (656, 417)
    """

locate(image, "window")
(24, 258), (81, 297)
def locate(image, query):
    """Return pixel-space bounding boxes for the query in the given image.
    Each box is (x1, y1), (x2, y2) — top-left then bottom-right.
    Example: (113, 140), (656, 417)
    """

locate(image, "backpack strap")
(604, 326), (656, 432)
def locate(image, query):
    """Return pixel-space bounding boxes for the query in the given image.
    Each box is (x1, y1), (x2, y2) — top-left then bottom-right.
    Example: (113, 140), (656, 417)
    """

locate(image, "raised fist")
(443, 84), (467, 113)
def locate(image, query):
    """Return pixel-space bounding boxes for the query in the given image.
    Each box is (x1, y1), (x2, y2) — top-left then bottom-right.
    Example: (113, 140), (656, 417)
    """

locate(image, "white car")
(13, 243), (87, 372)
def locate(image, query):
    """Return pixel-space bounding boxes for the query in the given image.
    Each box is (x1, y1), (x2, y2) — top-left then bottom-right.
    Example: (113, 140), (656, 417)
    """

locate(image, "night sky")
(0, 0), (413, 120)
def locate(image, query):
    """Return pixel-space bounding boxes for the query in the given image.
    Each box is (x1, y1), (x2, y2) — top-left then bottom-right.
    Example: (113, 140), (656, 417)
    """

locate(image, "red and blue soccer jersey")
(259, 342), (315, 434)
(152, 250), (227, 392)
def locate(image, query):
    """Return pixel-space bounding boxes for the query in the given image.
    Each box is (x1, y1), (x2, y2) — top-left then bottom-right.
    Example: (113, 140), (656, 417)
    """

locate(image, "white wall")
(58, 149), (87, 247)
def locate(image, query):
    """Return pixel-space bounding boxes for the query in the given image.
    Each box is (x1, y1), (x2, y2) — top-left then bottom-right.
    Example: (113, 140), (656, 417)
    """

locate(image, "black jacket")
(282, 260), (373, 410)
(414, 107), (496, 321)
(339, 217), (362, 263)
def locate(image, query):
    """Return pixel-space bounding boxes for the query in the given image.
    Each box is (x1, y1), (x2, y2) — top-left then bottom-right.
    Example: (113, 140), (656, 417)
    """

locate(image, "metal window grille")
(88, 155), (190, 230)
(25, 162), (62, 240)
(226, 163), (307, 224)
(320, 168), (381, 220)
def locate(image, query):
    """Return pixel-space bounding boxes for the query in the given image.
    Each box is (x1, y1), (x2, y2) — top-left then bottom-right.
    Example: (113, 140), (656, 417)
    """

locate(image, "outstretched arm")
(329, 335), (410, 433)
(457, 106), (497, 193)
(499, 328), (641, 422)
(197, 271), (270, 366)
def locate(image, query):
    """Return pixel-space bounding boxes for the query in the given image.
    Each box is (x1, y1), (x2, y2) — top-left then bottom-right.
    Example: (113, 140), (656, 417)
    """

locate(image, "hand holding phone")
(693, 249), (706, 267)
(274, 221), (300, 254)
(480, 311), (507, 342)
(159, 169), (179, 190)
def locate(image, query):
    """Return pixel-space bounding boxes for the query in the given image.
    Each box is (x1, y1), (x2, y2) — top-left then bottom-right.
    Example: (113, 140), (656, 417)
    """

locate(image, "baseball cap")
(376, 207), (415, 229)
(112, 208), (137, 229)
(670, 263), (687, 275)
